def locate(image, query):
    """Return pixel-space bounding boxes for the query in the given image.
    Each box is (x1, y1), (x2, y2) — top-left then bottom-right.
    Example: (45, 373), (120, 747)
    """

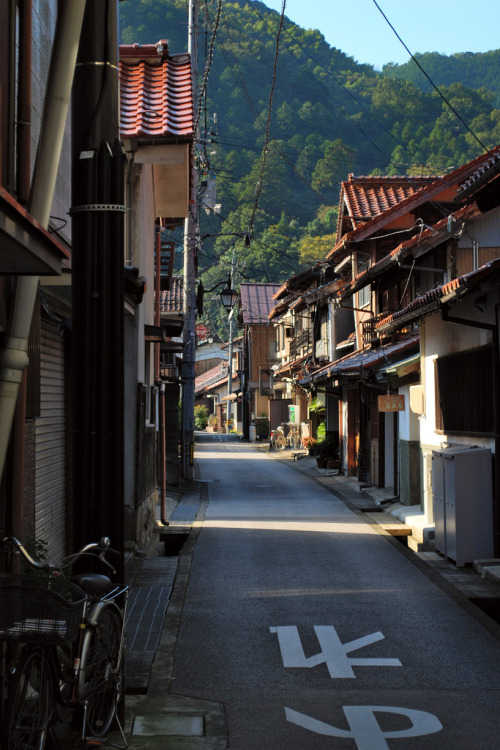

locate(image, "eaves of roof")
(339, 202), (482, 303)
(0, 187), (70, 274)
(268, 291), (301, 320)
(457, 150), (500, 200)
(376, 257), (500, 334)
(119, 41), (193, 140)
(195, 363), (228, 393)
(303, 334), (420, 386)
(272, 264), (324, 300)
(327, 146), (500, 260)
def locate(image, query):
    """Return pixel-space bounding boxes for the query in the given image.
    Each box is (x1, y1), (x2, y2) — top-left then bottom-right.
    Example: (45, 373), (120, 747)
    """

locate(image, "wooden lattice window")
(435, 345), (494, 435)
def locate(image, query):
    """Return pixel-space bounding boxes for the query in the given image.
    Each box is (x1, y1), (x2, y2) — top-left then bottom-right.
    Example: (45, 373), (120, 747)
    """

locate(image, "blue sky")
(263, 0), (500, 70)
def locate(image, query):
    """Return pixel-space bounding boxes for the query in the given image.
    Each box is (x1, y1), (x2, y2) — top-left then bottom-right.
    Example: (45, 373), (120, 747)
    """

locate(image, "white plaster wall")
(342, 386), (348, 474)
(399, 384), (420, 442)
(419, 315), (494, 522)
(128, 163), (156, 385)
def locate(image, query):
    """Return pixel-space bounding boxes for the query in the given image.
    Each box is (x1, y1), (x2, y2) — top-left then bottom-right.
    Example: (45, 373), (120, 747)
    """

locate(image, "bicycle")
(271, 423), (302, 452)
(0, 536), (128, 749)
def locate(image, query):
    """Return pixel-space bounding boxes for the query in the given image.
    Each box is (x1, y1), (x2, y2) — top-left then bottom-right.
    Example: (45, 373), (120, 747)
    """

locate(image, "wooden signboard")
(378, 394), (405, 412)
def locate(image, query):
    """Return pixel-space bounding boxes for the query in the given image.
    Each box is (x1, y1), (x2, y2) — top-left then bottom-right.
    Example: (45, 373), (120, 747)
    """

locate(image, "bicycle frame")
(0, 537), (128, 749)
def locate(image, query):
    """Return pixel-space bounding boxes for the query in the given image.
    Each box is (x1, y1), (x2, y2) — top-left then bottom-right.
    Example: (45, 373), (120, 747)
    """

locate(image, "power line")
(372, 0), (492, 155)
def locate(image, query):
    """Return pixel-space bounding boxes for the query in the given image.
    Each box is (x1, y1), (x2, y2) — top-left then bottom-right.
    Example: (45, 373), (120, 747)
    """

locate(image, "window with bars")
(434, 345), (494, 435)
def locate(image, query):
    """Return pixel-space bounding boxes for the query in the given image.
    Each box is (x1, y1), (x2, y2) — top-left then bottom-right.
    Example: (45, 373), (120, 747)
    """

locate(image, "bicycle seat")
(71, 573), (114, 596)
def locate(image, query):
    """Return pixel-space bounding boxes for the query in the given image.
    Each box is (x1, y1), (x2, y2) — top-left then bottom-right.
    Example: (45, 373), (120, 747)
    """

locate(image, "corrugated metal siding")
(458, 206), (500, 247)
(35, 320), (66, 561)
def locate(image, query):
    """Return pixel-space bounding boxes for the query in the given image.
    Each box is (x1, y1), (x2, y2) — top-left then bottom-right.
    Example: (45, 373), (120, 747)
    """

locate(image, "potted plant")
(314, 440), (328, 468)
(315, 432), (338, 469)
(302, 436), (317, 455)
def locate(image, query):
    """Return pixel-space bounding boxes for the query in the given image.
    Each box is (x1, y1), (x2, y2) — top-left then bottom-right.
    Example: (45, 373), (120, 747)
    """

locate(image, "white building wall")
(419, 315), (494, 521)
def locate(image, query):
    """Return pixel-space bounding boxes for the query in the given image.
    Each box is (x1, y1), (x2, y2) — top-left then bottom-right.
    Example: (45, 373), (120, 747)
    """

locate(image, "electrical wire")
(194, 0), (222, 137)
(372, 0), (492, 155)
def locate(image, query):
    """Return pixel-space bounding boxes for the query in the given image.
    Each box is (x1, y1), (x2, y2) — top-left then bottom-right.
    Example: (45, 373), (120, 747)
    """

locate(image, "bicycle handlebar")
(2, 536), (119, 575)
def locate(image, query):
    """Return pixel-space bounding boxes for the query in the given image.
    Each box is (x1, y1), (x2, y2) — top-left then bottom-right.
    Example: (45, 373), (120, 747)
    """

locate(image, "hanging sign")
(378, 394), (405, 412)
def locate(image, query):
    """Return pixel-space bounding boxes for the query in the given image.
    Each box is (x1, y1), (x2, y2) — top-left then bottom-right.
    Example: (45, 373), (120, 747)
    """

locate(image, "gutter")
(0, 0), (87, 484)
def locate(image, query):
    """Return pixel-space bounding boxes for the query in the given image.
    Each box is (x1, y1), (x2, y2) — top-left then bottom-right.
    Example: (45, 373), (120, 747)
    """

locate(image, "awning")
(376, 353), (420, 382)
(145, 324), (166, 342)
(222, 393), (239, 401)
(0, 187), (70, 274)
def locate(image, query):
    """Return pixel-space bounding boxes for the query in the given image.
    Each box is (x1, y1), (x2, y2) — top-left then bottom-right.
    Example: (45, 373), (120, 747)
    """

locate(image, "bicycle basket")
(0, 574), (87, 644)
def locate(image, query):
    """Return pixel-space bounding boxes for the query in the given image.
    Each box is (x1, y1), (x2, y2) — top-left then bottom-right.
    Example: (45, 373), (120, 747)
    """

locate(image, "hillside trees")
(120, 0), (500, 310)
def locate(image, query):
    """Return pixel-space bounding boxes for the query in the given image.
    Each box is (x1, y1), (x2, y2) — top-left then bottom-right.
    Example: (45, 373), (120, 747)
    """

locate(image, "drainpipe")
(0, 0), (87, 485)
(10, 0), (32, 538)
(159, 382), (168, 525)
(155, 228), (167, 523)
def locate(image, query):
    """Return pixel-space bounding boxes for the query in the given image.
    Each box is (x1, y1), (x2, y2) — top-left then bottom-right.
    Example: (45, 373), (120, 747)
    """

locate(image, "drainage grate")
(132, 715), (205, 737)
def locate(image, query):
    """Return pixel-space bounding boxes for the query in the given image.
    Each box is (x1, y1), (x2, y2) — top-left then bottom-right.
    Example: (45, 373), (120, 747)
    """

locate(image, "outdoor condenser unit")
(431, 446), (494, 567)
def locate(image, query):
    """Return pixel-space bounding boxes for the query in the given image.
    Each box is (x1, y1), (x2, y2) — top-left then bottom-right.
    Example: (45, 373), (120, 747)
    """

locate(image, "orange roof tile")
(160, 275), (183, 313)
(119, 41), (193, 140)
(341, 174), (434, 230)
(328, 147), (500, 261)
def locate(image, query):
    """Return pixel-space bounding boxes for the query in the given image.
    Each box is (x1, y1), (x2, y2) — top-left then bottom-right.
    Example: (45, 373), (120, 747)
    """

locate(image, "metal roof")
(239, 283), (282, 325)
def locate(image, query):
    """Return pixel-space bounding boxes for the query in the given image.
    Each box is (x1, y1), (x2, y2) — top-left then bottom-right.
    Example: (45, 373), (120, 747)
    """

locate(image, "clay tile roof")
(195, 362), (228, 393)
(376, 258), (500, 333)
(119, 41), (193, 140)
(160, 275), (183, 313)
(308, 333), (420, 384)
(341, 175), (435, 230)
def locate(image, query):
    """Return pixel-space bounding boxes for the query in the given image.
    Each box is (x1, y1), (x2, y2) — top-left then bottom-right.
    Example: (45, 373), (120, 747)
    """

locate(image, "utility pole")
(71, 0), (125, 575)
(226, 248), (236, 432)
(182, 0), (198, 479)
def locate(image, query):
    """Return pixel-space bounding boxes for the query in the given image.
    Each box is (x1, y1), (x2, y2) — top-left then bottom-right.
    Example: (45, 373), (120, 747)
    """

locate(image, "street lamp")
(219, 275), (239, 312)
(196, 273), (239, 433)
(220, 274), (239, 433)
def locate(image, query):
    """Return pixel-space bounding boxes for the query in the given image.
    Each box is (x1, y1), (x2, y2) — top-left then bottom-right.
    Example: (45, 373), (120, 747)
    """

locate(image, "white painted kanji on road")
(285, 705), (443, 749)
(270, 625), (402, 678)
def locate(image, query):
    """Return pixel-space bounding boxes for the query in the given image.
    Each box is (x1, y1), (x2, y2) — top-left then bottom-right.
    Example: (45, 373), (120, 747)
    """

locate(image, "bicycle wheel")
(2, 647), (53, 750)
(274, 433), (286, 451)
(78, 602), (123, 739)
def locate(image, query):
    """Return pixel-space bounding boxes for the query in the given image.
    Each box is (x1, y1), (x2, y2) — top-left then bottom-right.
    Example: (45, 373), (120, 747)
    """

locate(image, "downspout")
(0, 0), (87, 485)
(11, 0), (32, 538)
(155, 228), (167, 524)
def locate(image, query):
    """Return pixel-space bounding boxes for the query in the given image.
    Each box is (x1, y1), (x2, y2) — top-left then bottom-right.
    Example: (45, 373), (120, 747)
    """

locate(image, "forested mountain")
(119, 0), (500, 330)
(383, 51), (500, 107)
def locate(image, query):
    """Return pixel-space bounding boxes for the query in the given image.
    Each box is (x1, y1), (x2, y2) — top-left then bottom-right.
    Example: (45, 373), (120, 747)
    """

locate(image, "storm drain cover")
(132, 715), (204, 737)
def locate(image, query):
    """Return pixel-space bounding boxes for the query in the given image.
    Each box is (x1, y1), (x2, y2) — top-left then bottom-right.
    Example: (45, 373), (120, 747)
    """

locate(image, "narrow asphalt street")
(124, 439), (500, 750)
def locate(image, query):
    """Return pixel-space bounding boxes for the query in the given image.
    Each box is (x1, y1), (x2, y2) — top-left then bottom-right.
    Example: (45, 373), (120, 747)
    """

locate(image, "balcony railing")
(290, 329), (311, 360)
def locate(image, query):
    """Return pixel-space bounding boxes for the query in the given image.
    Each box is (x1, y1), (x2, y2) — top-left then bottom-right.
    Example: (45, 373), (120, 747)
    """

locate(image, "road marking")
(270, 625), (402, 678)
(285, 705), (443, 749)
